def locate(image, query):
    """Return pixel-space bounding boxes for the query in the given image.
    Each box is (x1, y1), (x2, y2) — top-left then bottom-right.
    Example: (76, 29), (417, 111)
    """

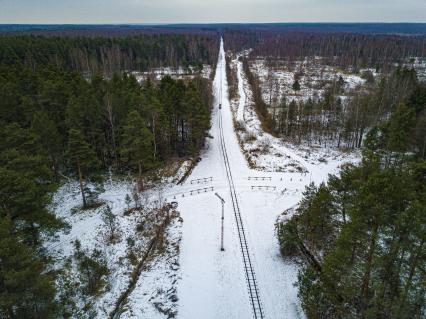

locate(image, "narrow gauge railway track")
(218, 109), (265, 319)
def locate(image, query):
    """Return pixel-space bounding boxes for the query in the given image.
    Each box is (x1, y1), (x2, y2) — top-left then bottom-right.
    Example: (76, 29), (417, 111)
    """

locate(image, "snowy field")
(47, 39), (360, 319)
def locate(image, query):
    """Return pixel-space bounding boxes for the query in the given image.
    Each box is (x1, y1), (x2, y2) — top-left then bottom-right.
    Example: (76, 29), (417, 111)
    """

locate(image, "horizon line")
(1, 22), (426, 26)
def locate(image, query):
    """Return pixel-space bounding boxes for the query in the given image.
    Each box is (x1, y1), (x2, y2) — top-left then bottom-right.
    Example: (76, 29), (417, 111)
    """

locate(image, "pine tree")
(292, 79), (301, 91)
(142, 88), (163, 159)
(0, 124), (59, 245)
(73, 240), (109, 296)
(102, 205), (118, 243)
(0, 219), (57, 318)
(387, 103), (416, 153)
(68, 129), (100, 208)
(66, 82), (104, 162)
(120, 110), (155, 179)
(31, 110), (62, 175)
(185, 83), (210, 154)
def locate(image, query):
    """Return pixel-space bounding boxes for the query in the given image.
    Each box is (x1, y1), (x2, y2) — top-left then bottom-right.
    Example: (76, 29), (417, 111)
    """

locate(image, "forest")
(223, 28), (426, 153)
(0, 33), (213, 317)
(223, 29), (426, 67)
(243, 58), (426, 153)
(1, 24), (426, 318)
(0, 34), (219, 75)
(276, 85), (426, 318)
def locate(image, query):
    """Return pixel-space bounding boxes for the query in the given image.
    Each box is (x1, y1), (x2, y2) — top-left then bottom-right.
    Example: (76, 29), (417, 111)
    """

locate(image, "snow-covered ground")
(249, 57), (368, 106)
(46, 177), (183, 318)
(47, 39), (360, 319)
(132, 64), (212, 82)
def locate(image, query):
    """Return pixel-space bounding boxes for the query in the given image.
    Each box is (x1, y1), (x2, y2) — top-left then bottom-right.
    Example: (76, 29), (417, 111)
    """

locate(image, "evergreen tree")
(387, 103), (416, 153)
(120, 110), (155, 178)
(0, 219), (57, 318)
(68, 129), (100, 208)
(102, 205), (119, 243)
(142, 80), (164, 159)
(185, 83), (210, 154)
(73, 240), (109, 296)
(0, 124), (59, 245)
(293, 79), (301, 91)
(66, 81), (104, 163)
(31, 110), (62, 175)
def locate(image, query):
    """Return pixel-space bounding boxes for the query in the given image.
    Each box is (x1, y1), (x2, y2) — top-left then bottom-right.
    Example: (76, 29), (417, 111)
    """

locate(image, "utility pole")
(215, 193), (225, 251)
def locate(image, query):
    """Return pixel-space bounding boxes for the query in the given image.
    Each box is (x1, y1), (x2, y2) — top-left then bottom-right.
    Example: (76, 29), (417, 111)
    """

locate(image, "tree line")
(276, 86), (426, 318)
(0, 34), (219, 76)
(224, 29), (426, 70)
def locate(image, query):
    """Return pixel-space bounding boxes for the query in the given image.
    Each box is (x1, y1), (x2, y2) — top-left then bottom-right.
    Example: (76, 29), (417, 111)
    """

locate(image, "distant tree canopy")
(0, 34), (219, 75)
(224, 29), (426, 69)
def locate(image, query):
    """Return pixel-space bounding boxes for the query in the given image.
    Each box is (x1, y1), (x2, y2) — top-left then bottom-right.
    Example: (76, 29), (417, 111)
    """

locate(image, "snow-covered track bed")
(218, 110), (265, 319)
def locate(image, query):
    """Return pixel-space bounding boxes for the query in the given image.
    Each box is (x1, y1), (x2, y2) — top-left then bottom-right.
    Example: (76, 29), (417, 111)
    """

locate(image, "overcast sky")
(1, 0), (425, 24)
